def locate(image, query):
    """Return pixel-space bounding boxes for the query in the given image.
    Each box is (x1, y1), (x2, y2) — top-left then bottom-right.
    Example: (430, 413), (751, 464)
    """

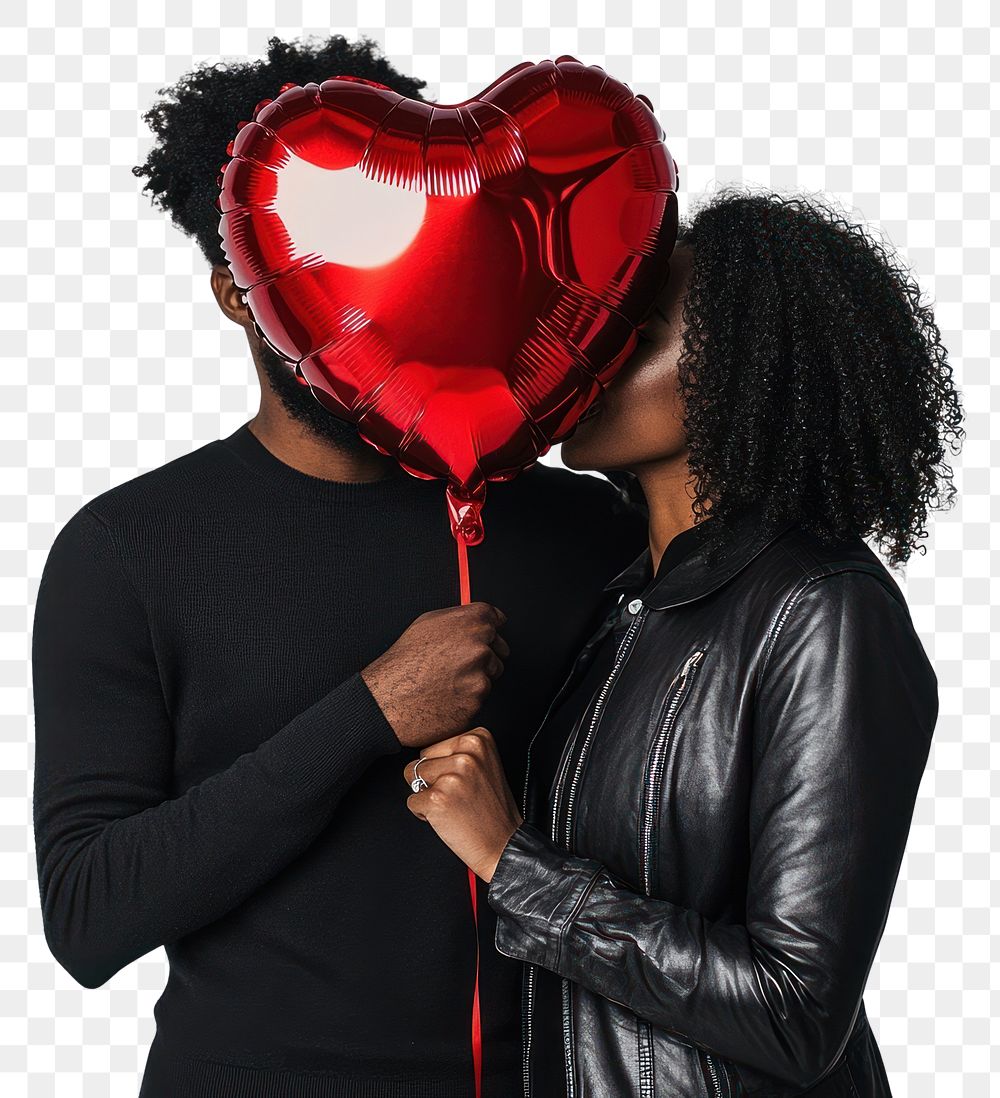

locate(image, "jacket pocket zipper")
(639, 649), (704, 893)
(700, 1048), (727, 1097)
(638, 1018), (655, 1097)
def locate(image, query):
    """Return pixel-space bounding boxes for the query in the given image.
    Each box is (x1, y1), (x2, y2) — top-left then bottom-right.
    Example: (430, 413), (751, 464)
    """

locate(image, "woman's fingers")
(409, 728), (477, 763)
(402, 728), (497, 788)
(402, 727), (523, 881)
(405, 764), (474, 822)
(403, 753), (469, 788)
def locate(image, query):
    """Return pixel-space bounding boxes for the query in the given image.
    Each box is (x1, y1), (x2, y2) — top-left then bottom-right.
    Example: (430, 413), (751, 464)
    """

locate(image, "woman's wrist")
(480, 813), (523, 883)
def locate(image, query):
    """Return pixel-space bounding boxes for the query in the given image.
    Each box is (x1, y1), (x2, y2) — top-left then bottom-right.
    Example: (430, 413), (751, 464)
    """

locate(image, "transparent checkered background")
(2, 1), (994, 1095)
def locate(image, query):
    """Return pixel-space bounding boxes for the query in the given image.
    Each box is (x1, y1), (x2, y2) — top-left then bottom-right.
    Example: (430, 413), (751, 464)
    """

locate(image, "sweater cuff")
(487, 821), (604, 972)
(264, 670), (402, 800)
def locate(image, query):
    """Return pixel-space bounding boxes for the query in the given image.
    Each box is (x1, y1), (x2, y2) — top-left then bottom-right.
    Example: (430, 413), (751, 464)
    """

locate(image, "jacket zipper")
(638, 649), (727, 1098)
(640, 649), (704, 893)
(521, 606), (621, 849)
(549, 604), (649, 1098)
(517, 612), (619, 1098)
(637, 648), (704, 1098)
(555, 606), (649, 848)
(561, 978), (575, 1095)
(521, 962), (534, 1098)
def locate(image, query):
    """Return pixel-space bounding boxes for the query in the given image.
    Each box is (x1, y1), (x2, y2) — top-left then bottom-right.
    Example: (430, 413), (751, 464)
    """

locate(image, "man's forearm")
(34, 670), (399, 989)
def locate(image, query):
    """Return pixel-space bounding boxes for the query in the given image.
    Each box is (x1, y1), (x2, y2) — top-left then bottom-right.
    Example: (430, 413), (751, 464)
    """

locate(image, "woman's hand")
(403, 727), (523, 882)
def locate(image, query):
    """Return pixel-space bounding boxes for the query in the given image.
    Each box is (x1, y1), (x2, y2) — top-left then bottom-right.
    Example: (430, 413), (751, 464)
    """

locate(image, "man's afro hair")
(131, 34), (429, 266)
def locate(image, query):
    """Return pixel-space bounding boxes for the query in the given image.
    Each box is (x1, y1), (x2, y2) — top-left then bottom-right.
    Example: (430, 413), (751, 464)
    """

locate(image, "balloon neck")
(446, 487), (485, 546)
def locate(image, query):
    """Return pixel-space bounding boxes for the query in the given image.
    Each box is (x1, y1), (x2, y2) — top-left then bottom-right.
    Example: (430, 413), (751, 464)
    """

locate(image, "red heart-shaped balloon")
(217, 56), (678, 542)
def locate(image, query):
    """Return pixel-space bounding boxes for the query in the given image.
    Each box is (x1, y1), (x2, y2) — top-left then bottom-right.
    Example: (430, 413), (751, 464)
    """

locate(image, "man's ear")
(210, 263), (252, 327)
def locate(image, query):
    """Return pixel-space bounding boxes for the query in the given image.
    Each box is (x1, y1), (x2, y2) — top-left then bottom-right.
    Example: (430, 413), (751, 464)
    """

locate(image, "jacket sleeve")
(31, 504), (402, 990)
(487, 569), (938, 1092)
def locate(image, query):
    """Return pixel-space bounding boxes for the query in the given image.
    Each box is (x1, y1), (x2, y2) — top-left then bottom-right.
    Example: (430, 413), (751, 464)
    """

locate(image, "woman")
(403, 187), (963, 1097)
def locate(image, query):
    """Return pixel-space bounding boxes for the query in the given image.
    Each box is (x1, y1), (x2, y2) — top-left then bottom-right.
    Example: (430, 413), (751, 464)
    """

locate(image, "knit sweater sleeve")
(31, 504), (402, 990)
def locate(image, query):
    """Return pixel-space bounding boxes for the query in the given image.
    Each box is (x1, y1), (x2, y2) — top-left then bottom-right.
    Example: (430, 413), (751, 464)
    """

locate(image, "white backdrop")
(4, 2), (993, 1095)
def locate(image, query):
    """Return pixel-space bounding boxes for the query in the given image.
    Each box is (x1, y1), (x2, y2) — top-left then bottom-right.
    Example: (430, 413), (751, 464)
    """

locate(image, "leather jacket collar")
(603, 498), (799, 610)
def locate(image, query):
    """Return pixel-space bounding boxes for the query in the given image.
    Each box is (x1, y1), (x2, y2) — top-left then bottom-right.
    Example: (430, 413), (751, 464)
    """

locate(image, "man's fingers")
(484, 602), (507, 626)
(464, 601), (506, 627)
(490, 634), (510, 661)
(485, 652), (504, 680)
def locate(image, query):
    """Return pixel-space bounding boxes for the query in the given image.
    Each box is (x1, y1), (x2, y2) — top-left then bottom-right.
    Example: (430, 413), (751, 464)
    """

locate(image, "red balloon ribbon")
(455, 531), (482, 1098)
(468, 865), (482, 1098)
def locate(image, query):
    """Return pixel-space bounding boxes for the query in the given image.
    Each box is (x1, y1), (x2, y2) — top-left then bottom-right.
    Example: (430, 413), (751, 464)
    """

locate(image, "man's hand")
(403, 727), (523, 882)
(361, 603), (509, 748)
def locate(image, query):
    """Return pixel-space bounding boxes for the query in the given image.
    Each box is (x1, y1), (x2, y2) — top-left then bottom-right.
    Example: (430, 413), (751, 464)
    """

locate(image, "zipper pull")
(683, 649), (704, 675)
(670, 649), (704, 690)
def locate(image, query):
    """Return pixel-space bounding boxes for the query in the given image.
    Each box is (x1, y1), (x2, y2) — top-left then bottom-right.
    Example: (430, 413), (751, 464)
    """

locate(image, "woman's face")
(561, 242), (692, 474)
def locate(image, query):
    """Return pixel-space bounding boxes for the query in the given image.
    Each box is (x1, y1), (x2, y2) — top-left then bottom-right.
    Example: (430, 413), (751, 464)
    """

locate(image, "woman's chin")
(562, 404), (633, 471)
(562, 433), (642, 475)
(560, 427), (600, 470)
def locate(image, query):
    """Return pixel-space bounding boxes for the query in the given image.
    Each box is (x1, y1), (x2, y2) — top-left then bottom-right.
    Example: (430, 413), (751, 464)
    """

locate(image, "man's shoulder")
(499, 461), (635, 518)
(82, 436), (233, 530)
(488, 462), (647, 574)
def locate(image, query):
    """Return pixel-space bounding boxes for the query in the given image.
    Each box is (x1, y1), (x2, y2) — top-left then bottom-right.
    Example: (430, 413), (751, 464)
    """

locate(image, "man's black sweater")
(30, 422), (644, 1098)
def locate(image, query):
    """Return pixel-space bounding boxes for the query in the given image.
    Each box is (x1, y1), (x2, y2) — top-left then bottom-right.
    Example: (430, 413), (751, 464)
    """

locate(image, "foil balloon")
(216, 56), (679, 543)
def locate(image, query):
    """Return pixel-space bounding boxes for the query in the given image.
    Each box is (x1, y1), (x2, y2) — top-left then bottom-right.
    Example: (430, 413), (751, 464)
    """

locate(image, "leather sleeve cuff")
(487, 821), (604, 971)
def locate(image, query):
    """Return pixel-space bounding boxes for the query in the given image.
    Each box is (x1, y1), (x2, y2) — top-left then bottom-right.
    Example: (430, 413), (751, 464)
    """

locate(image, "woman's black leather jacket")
(486, 500), (938, 1098)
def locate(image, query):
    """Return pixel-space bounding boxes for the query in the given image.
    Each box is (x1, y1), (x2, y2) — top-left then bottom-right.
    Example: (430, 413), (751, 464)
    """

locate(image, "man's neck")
(247, 401), (397, 484)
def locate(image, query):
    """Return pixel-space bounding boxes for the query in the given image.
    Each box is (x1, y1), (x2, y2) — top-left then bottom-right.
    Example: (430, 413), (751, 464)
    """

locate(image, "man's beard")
(256, 339), (371, 452)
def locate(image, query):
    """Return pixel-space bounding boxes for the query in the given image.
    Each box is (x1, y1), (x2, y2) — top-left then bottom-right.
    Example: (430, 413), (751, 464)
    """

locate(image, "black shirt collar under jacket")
(603, 498), (799, 610)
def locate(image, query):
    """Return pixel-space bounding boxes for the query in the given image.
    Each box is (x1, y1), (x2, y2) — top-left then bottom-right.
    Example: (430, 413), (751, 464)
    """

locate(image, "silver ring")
(410, 756), (430, 793)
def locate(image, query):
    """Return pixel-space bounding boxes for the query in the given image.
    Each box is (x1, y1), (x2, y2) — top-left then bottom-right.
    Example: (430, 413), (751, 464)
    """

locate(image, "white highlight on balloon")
(274, 151), (427, 269)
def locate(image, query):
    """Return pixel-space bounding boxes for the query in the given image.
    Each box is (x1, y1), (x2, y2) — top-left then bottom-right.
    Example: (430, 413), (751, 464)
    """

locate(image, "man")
(31, 34), (645, 1098)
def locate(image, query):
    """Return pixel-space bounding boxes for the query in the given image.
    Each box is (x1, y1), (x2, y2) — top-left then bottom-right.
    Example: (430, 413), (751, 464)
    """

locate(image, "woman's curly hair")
(670, 184), (964, 568)
(131, 34), (428, 267)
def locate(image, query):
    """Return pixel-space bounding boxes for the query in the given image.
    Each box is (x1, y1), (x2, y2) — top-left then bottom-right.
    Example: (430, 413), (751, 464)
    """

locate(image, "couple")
(31, 36), (961, 1098)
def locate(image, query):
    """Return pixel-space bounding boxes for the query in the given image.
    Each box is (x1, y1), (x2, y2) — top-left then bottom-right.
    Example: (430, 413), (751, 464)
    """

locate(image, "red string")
(455, 533), (482, 1098)
(467, 864), (482, 1098)
(457, 533), (471, 605)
